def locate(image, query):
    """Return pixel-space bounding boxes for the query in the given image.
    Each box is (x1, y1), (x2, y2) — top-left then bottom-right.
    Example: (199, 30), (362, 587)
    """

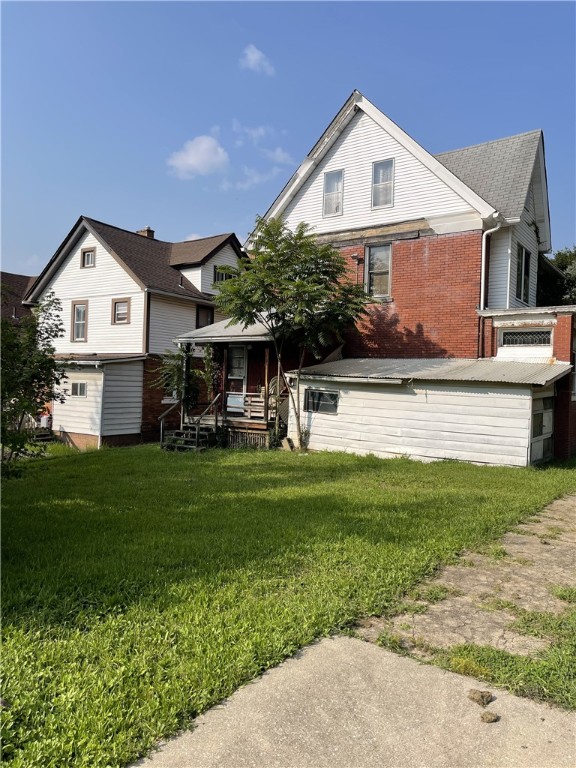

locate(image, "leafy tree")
(151, 347), (201, 412)
(214, 216), (368, 448)
(550, 246), (576, 273)
(1, 292), (68, 463)
(546, 246), (576, 304)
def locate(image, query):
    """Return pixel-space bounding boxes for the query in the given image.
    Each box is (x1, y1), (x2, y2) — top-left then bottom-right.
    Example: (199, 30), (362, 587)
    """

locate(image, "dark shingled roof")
(1, 272), (36, 321)
(435, 130), (542, 220)
(84, 219), (241, 302)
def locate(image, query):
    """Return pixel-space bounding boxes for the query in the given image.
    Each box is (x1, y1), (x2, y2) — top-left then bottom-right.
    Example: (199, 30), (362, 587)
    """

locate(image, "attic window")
(501, 330), (551, 346)
(323, 170), (344, 217)
(81, 249), (95, 268)
(372, 159), (394, 208)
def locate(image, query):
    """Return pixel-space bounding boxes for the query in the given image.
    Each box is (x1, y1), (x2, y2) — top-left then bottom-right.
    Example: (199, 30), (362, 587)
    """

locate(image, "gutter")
(294, 375), (406, 386)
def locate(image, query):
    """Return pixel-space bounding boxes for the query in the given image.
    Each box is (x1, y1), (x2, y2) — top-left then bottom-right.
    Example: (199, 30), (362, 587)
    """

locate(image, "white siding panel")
(487, 227), (511, 309)
(40, 232), (145, 354)
(101, 361), (143, 435)
(290, 382), (531, 467)
(53, 368), (103, 436)
(283, 111), (476, 234)
(510, 181), (539, 308)
(148, 296), (198, 354)
(179, 266), (202, 292)
(201, 244), (240, 294)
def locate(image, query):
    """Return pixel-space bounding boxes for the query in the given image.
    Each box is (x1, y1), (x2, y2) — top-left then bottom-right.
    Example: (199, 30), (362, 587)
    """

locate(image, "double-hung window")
(372, 159), (394, 208)
(323, 170), (343, 217)
(71, 301), (88, 341)
(71, 382), (87, 397)
(516, 244), (531, 304)
(366, 244), (391, 299)
(112, 298), (130, 324)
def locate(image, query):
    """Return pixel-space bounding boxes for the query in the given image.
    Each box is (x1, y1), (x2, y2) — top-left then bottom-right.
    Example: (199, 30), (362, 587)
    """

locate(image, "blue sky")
(2, 1), (575, 276)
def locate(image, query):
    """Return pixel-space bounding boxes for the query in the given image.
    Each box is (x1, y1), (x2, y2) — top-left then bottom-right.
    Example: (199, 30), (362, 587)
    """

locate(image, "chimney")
(136, 226), (155, 239)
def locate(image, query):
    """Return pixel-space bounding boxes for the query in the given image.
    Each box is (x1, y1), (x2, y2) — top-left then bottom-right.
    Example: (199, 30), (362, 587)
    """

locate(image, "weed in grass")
(551, 586), (576, 603)
(477, 598), (520, 614)
(410, 584), (462, 603)
(396, 601), (428, 616)
(2, 445), (575, 765)
(538, 526), (564, 540)
(399, 622), (412, 631)
(377, 631), (408, 655)
(480, 544), (508, 560)
(447, 655), (493, 679)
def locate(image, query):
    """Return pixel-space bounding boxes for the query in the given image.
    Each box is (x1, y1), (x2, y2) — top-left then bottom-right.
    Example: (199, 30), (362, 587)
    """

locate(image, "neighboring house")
(23, 217), (243, 448)
(182, 90), (575, 465)
(1, 272), (36, 323)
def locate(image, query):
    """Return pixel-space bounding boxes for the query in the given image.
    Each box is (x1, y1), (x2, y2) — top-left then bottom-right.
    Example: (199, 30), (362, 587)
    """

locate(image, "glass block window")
(501, 330), (551, 346)
(304, 389), (338, 414)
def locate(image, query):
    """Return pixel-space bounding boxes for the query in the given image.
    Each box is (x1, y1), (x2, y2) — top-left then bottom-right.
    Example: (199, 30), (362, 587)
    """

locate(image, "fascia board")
(536, 136), (552, 252)
(357, 94), (497, 219)
(24, 217), (86, 303)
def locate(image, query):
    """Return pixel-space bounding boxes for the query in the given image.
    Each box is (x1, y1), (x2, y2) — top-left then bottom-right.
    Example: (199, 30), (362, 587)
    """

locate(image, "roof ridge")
(173, 233), (232, 246)
(435, 129), (542, 157)
(83, 216), (171, 245)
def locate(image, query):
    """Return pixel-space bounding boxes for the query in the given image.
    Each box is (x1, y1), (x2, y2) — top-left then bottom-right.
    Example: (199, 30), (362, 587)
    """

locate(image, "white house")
(24, 216), (243, 448)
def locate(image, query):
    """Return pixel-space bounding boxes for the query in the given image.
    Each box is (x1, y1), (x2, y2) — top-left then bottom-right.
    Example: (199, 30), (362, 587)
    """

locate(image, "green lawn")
(2, 446), (575, 767)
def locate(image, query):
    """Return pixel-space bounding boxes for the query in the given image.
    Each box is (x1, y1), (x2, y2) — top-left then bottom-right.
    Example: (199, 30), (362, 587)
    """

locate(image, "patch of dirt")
(357, 495), (576, 657)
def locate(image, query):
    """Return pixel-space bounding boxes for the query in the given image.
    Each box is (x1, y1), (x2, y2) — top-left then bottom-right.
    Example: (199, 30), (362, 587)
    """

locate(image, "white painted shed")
(288, 358), (571, 467)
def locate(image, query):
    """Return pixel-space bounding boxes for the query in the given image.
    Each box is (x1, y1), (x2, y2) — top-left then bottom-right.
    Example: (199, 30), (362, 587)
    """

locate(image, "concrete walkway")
(136, 636), (575, 768)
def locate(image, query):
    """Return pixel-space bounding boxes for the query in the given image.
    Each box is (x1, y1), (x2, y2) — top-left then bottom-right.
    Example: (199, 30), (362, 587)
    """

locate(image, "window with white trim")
(515, 244), (531, 303)
(81, 249), (95, 268)
(304, 389), (339, 414)
(372, 159), (394, 208)
(323, 170), (343, 217)
(365, 244), (391, 299)
(71, 302), (87, 341)
(71, 382), (87, 397)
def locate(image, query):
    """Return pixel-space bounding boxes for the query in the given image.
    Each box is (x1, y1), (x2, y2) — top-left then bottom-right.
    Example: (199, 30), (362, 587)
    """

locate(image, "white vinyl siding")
(148, 295), (198, 354)
(53, 368), (103, 436)
(41, 232), (144, 354)
(290, 381), (532, 467)
(178, 243), (239, 294)
(510, 183), (539, 308)
(101, 361), (143, 435)
(283, 110), (475, 234)
(486, 227), (511, 309)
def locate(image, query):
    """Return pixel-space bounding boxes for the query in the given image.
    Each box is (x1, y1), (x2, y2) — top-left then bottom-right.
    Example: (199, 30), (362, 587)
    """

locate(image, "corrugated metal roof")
(298, 358), (572, 387)
(435, 130), (541, 220)
(175, 317), (272, 344)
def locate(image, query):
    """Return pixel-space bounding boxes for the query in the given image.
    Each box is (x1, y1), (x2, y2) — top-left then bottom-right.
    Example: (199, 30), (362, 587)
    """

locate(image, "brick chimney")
(136, 226), (155, 239)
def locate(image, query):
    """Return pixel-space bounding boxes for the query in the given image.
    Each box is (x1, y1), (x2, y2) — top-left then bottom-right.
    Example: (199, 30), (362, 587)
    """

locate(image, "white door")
(226, 346), (246, 413)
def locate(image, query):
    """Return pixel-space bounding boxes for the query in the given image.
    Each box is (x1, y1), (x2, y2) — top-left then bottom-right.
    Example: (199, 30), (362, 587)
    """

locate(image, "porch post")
(182, 343), (191, 429)
(222, 347), (228, 422)
(264, 346), (270, 423)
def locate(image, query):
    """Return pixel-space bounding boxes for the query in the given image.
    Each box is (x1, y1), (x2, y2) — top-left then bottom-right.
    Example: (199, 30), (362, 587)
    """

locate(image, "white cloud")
(261, 147), (293, 165)
(234, 166), (282, 191)
(232, 119), (271, 146)
(167, 136), (229, 179)
(185, 233), (203, 241)
(239, 44), (275, 76)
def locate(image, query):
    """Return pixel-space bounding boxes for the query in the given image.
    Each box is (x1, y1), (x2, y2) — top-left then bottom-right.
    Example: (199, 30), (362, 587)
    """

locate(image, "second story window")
(372, 159), (394, 208)
(213, 266), (232, 284)
(516, 244), (531, 304)
(365, 244), (391, 299)
(112, 298), (130, 324)
(323, 170), (343, 217)
(81, 248), (95, 268)
(71, 301), (88, 342)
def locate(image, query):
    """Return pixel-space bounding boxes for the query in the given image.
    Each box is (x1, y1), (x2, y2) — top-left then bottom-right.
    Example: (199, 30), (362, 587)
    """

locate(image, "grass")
(2, 446), (576, 767)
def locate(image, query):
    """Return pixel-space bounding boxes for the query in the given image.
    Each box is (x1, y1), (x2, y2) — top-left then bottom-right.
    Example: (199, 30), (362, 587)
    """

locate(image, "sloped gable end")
(267, 91), (496, 236)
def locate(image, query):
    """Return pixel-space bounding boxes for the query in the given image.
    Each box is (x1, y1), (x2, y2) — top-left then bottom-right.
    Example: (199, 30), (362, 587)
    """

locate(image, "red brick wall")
(552, 315), (576, 459)
(55, 431), (99, 450)
(141, 356), (181, 440)
(553, 315), (573, 362)
(342, 231), (483, 358)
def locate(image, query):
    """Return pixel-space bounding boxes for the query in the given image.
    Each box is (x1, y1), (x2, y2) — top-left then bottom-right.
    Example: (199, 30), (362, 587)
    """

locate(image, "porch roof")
(175, 317), (272, 344)
(296, 358), (572, 388)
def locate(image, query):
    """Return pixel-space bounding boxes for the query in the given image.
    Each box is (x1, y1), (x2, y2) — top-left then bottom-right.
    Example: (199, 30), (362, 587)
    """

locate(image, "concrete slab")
(135, 637), (575, 768)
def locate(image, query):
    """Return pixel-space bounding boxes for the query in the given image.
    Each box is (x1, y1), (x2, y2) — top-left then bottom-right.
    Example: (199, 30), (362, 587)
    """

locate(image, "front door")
(226, 346), (246, 413)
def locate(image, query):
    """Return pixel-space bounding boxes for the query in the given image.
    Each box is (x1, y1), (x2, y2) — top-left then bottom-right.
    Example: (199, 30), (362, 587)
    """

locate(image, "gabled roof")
(25, 217), (243, 304)
(262, 90), (550, 242)
(297, 357), (571, 388)
(1, 272), (36, 320)
(435, 130), (543, 221)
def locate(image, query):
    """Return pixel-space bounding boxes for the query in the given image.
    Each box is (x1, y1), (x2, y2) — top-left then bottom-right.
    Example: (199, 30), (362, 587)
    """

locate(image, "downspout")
(97, 363), (104, 449)
(478, 212), (502, 358)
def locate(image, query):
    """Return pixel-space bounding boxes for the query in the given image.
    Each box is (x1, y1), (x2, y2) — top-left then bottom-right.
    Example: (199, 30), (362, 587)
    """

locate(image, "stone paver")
(357, 495), (576, 656)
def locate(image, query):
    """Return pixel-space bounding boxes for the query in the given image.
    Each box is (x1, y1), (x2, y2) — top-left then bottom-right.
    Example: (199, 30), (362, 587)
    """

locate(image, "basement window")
(71, 382), (87, 397)
(304, 389), (339, 414)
